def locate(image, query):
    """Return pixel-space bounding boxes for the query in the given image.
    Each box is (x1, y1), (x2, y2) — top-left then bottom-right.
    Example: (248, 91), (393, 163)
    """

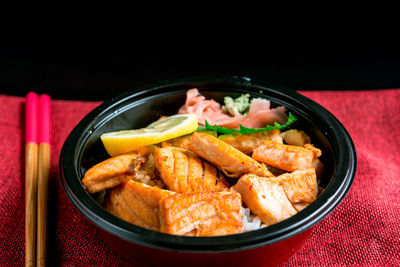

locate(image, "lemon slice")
(100, 114), (198, 156)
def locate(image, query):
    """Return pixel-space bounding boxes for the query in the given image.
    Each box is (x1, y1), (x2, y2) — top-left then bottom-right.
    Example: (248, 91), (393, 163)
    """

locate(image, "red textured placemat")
(0, 90), (399, 266)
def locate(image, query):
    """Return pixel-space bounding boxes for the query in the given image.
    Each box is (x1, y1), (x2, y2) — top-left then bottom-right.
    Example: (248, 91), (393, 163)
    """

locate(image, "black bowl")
(60, 76), (356, 267)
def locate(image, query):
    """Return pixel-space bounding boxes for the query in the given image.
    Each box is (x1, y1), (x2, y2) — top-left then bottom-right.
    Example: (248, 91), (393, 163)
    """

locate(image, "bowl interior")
(60, 77), (355, 252)
(80, 89), (335, 188)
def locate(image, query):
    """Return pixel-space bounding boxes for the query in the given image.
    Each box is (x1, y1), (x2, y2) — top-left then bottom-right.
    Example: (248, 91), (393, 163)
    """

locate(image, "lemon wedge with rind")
(100, 114), (198, 156)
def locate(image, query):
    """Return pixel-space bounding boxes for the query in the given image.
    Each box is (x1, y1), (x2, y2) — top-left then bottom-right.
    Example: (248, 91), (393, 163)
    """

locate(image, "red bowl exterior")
(101, 227), (314, 267)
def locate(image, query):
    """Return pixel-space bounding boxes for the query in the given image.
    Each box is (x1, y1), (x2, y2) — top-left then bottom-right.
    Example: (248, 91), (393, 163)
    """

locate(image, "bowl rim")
(59, 75), (357, 253)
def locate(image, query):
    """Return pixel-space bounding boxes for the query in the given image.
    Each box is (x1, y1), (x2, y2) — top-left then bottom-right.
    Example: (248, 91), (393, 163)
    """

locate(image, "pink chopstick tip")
(25, 92), (39, 144)
(27, 91), (39, 99)
(39, 94), (51, 144)
(40, 94), (51, 103)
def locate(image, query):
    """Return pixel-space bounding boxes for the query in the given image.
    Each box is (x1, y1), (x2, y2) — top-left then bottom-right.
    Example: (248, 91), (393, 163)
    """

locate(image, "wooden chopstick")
(37, 94), (51, 267)
(25, 92), (39, 267)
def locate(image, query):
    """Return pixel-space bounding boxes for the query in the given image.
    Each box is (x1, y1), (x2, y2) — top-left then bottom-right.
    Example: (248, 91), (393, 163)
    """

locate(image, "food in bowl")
(81, 88), (325, 237)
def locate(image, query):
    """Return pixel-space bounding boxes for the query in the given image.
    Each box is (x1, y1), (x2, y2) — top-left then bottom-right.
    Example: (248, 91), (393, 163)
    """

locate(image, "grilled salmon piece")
(252, 140), (319, 172)
(271, 169), (318, 204)
(218, 130), (283, 155)
(163, 134), (192, 149)
(82, 146), (152, 193)
(159, 191), (243, 236)
(153, 146), (229, 193)
(189, 132), (274, 178)
(104, 180), (174, 231)
(165, 131), (217, 149)
(233, 174), (297, 226)
(304, 143), (325, 178)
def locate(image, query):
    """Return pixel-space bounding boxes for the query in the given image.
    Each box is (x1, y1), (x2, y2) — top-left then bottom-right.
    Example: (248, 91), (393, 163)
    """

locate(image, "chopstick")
(25, 93), (51, 267)
(25, 92), (39, 267)
(37, 94), (51, 267)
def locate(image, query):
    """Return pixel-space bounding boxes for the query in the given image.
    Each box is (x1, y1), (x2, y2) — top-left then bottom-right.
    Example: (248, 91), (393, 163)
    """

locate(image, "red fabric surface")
(1, 90), (399, 266)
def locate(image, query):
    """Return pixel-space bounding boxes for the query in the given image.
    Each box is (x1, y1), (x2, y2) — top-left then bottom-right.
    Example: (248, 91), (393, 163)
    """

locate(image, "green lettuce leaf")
(201, 112), (297, 135)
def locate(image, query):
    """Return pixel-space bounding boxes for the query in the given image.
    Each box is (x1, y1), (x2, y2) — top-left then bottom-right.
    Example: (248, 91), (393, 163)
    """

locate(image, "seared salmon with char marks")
(218, 129), (283, 155)
(104, 180), (174, 231)
(189, 132), (274, 178)
(252, 140), (320, 172)
(159, 191), (243, 236)
(233, 174), (297, 226)
(82, 147), (151, 193)
(163, 134), (192, 149)
(165, 131), (217, 149)
(304, 144), (325, 178)
(153, 146), (229, 193)
(271, 168), (318, 204)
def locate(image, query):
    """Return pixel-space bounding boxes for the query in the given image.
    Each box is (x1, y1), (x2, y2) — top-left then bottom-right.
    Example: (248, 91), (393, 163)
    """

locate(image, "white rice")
(242, 207), (266, 232)
(135, 170), (152, 184)
(131, 154), (166, 189)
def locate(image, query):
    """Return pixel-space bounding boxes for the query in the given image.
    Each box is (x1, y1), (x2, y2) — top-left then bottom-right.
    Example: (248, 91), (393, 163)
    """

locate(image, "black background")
(1, 45), (399, 100)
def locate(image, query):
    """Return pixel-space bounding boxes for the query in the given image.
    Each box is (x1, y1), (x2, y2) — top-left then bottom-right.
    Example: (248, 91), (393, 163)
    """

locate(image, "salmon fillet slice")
(159, 191), (243, 236)
(82, 147), (151, 193)
(271, 169), (318, 204)
(163, 134), (192, 149)
(233, 174), (297, 226)
(189, 132), (273, 178)
(218, 130), (283, 155)
(252, 140), (317, 172)
(104, 180), (174, 231)
(153, 146), (229, 193)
